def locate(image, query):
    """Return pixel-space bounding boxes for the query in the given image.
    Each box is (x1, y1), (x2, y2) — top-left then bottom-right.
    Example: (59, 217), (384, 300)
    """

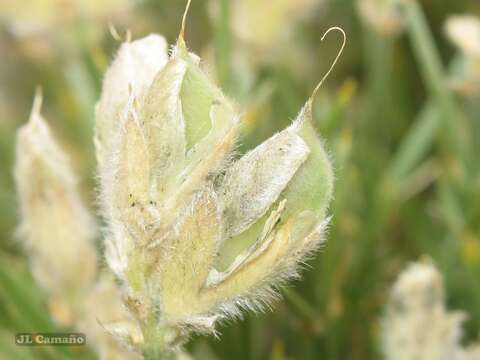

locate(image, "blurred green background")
(1, 0), (480, 359)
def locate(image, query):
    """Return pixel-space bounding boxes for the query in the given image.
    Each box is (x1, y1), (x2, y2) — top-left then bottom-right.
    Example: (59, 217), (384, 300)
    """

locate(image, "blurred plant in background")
(14, 91), (140, 359)
(15, 93), (98, 327)
(382, 259), (480, 360)
(1, 0), (480, 359)
(358, 0), (404, 36)
(445, 15), (480, 96)
(0, 0), (132, 49)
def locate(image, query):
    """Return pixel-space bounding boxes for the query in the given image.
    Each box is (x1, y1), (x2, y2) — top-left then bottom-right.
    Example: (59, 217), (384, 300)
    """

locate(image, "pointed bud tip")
(17, 88), (47, 144)
(29, 87), (43, 124)
(291, 27), (345, 132)
(180, 0), (193, 38)
(176, 0), (192, 50)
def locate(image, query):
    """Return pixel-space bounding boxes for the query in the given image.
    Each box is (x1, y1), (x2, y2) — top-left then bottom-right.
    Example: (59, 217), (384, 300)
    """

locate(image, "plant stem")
(142, 320), (165, 360)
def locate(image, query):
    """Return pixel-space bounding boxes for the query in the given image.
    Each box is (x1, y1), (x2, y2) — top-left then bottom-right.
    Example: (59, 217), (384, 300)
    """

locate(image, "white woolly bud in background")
(382, 260), (480, 360)
(445, 15), (480, 96)
(15, 92), (140, 359)
(445, 16), (480, 60)
(96, 14), (336, 356)
(14, 92), (97, 326)
(357, 0), (404, 36)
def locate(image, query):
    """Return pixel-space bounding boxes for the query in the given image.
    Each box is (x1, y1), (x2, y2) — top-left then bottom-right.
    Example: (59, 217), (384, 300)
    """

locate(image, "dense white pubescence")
(15, 98), (97, 325)
(15, 95), (144, 358)
(382, 261), (472, 360)
(96, 34), (169, 279)
(95, 34), (168, 168)
(445, 15), (480, 60)
(97, 33), (333, 340)
(216, 127), (310, 239)
(444, 15), (480, 96)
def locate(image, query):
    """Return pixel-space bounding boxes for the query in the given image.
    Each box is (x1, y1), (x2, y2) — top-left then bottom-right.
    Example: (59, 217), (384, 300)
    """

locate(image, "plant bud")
(14, 93), (97, 326)
(382, 260), (470, 360)
(97, 26), (334, 355)
(445, 16), (480, 60)
(445, 15), (480, 96)
(95, 34), (169, 168)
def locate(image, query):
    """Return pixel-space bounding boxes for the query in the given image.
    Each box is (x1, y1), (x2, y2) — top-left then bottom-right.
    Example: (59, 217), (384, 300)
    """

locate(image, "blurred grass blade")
(402, 0), (469, 171)
(388, 102), (438, 182)
(0, 329), (35, 360)
(0, 254), (77, 359)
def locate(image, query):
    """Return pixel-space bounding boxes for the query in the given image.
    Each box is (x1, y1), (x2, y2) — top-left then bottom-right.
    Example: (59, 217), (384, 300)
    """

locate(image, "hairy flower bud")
(382, 260), (479, 360)
(97, 20), (334, 356)
(446, 16), (480, 60)
(445, 15), (480, 96)
(14, 93), (97, 326)
(15, 93), (141, 359)
(95, 34), (169, 168)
